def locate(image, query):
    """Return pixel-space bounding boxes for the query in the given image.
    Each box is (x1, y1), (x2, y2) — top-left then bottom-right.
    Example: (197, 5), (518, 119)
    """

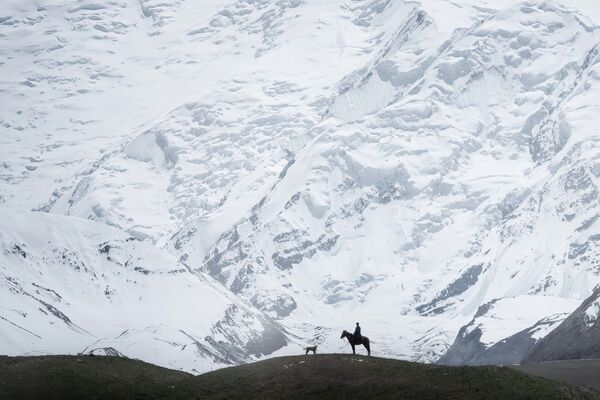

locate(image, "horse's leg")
(352, 344), (355, 354)
(365, 340), (370, 356)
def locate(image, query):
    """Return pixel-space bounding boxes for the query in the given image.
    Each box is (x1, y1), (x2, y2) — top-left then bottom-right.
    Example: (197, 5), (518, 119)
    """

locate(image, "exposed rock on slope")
(525, 288), (600, 363)
(0, 209), (288, 372)
(3, 0), (600, 369)
(439, 297), (577, 365)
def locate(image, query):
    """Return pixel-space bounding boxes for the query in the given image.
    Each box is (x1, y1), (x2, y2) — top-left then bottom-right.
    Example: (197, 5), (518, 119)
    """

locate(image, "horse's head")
(340, 330), (347, 339)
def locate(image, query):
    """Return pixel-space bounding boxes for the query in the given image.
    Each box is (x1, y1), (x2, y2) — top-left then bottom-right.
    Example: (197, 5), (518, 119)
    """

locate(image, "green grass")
(1, 354), (599, 400)
(0, 355), (190, 400)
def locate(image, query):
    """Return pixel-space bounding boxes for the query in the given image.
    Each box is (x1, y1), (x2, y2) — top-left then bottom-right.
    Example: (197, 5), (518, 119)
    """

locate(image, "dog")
(304, 345), (317, 355)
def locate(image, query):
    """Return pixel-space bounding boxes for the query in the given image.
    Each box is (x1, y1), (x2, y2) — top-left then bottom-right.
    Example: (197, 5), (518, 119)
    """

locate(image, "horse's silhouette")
(341, 330), (371, 356)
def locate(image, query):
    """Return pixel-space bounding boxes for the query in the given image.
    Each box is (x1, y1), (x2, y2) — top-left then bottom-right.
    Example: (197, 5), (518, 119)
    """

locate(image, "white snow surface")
(2, 0), (600, 372)
(0, 209), (290, 373)
(584, 298), (600, 327)
(463, 296), (580, 347)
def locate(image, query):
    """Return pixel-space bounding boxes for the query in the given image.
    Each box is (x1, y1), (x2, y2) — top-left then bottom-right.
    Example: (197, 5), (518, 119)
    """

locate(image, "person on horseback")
(340, 326), (371, 356)
(354, 322), (362, 345)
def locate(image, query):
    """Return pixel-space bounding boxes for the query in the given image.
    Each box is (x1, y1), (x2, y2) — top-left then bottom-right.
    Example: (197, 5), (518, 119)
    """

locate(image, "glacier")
(2, 0), (600, 372)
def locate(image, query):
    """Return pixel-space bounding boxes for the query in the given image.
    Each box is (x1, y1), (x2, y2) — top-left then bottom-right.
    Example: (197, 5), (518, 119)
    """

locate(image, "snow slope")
(438, 296), (579, 365)
(525, 287), (600, 362)
(2, 0), (600, 371)
(0, 209), (289, 372)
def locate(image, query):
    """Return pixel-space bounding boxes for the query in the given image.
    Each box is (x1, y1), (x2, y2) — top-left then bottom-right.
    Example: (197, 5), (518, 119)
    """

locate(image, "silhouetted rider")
(354, 322), (362, 344)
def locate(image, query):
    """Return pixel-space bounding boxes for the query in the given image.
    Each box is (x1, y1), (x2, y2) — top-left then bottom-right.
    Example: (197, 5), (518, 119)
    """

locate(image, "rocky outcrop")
(525, 288), (600, 363)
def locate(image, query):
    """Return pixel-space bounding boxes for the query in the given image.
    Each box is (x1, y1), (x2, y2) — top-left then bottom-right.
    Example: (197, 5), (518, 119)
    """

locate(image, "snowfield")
(0, 209), (289, 372)
(2, 0), (600, 372)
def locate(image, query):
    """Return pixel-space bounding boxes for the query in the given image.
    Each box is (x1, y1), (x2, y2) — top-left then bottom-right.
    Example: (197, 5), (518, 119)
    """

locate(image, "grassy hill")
(1, 354), (599, 400)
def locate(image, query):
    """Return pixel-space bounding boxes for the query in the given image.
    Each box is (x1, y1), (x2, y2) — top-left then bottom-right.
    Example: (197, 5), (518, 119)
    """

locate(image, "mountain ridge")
(3, 0), (600, 371)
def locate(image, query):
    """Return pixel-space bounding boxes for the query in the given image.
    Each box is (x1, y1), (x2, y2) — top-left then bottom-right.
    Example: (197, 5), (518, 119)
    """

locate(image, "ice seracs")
(3, 0), (600, 371)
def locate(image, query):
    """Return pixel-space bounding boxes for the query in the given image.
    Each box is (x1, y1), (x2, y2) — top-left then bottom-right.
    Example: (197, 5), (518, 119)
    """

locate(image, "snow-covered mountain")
(0, 209), (288, 372)
(3, 0), (600, 372)
(525, 286), (600, 362)
(438, 296), (578, 365)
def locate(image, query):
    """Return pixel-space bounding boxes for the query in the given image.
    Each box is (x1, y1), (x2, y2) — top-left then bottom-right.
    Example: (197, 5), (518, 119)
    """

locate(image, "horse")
(340, 330), (371, 356)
